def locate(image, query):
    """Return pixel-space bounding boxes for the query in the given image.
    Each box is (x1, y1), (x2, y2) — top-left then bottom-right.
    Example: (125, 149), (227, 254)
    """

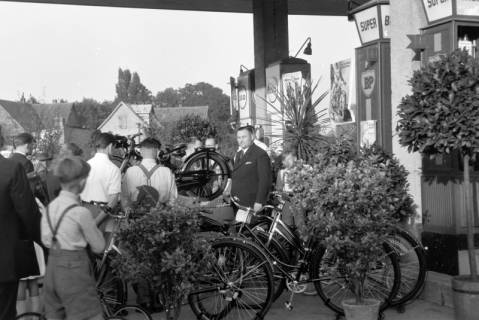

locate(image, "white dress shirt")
(42, 190), (105, 253)
(122, 158), (178, 206)
(80, 153), (122, 203)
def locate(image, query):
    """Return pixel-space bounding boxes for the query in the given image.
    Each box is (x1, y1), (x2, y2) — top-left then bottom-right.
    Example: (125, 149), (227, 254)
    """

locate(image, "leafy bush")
(290, 157), (398, 303)
(291, 139), (416, 222)
(113, 205), (212, 318)
(397, 49), (479, 157)
(361, 145), (417, 221)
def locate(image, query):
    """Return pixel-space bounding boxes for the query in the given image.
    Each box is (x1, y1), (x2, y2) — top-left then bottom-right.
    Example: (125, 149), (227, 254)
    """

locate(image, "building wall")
(390, 0), (427, 223)
(100, 103), (144, 137)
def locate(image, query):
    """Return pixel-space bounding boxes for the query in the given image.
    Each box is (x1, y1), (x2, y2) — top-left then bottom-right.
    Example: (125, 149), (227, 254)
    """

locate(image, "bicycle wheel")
(113, 305), (152, 320)
(387, 228), (427, 307)
(310, 242), (401, 316)
(181, 152), (230, 200)
(250, 229), (289, 301)
(94, 254), (127, 314)
(16, 312), (45, 320)
(188, 237), (274, 320)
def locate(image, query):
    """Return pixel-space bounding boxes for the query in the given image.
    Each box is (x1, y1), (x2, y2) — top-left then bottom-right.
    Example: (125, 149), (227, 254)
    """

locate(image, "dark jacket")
(9, 152), (34, 174)
(0, 155), (41, 282)
(231, 143), (272, 207)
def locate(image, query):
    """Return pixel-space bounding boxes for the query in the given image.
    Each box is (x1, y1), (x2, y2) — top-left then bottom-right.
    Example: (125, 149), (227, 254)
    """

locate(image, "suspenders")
(45, 204), (78, 249)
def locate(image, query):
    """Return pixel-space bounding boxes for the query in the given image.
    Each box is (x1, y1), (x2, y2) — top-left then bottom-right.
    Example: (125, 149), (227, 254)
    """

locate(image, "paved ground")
(150, 293), (454, 320)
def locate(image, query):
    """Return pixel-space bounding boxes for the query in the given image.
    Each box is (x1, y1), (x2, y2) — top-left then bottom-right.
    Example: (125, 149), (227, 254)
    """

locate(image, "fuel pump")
(350, 0), (391, 153)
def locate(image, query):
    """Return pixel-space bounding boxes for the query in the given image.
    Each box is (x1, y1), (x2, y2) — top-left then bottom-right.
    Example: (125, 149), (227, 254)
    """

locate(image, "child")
(41, 156), (105, 320)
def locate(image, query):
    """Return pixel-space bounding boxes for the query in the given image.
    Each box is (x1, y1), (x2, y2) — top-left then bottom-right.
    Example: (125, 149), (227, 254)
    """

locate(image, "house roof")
(154, 106), (209, 123)
(0, 99), (43, 133)
(130, 104), (153, 114)
(32, 103), (81, 128)
(97, 101), (147, 130)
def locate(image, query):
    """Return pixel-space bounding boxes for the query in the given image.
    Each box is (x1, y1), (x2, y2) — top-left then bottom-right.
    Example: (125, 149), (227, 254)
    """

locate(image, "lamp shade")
(303, 41), (312, 55)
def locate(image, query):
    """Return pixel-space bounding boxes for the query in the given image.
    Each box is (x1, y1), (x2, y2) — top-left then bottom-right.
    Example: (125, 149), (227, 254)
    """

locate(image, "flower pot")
(342, 299), (380, 320)
(452, 275), (479, 320)
(164, 303), (181, 320)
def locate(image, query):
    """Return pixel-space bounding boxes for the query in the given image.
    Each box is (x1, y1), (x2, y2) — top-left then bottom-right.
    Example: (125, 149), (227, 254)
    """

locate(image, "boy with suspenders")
(41, 156), (105, 320)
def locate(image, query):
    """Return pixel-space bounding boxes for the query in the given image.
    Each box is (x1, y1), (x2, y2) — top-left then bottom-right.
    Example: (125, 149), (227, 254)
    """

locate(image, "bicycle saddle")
(198, 214), (231, 234)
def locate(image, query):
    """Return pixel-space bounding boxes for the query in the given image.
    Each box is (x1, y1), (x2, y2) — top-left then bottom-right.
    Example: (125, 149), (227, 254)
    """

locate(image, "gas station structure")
(5, 0), (479, 276)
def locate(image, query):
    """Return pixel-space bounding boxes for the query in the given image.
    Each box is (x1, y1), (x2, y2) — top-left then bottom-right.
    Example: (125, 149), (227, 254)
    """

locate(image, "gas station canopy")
(3, 0), (369, 16)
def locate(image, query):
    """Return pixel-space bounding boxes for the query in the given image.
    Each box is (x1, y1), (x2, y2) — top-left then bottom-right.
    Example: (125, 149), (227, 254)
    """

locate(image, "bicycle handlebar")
(85, 201), (129, 220)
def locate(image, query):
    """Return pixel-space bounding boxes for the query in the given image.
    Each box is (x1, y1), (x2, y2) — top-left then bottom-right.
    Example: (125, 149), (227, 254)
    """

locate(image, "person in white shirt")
(80, 133), (121, 229)
(122, 137), (178, 208)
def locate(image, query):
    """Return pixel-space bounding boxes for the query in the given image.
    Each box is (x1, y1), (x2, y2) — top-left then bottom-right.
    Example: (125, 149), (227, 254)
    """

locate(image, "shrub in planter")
(290, 140), (416, 229)
(290, 157), (399, 312)
(361, 145), (417, 222)
(113, 205), (212, 320)
(397, 49), (479, 319)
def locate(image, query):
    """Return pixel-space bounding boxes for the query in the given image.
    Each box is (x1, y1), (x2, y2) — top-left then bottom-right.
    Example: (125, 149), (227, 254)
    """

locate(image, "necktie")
(237, 150), (244, 164)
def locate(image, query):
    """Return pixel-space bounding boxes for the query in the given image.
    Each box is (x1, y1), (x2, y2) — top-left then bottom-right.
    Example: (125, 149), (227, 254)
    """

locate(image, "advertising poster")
(457, 0), (479, 16)
(360, 120), (377, 147)
(282, 71), (303, 101)
(329, 59), (352, 123)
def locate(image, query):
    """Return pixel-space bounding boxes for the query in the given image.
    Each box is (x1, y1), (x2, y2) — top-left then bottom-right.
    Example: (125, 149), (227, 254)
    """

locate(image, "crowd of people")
(0, 123), (298, 320)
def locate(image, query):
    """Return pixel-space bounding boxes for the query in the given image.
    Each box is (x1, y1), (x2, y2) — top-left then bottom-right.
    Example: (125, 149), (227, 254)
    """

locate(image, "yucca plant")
(259, 79), (329, 163)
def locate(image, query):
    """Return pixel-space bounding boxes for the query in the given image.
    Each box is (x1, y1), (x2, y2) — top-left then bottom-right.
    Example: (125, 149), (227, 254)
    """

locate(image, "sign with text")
(457, 0), (479, 16)
(354, 6), (380, 44)
(380, 5), (390, 38)
(360, 120), (377, 147)
(422, 0), (453, 22)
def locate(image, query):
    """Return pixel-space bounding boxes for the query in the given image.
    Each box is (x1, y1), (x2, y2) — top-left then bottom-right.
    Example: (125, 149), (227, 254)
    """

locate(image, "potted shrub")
(113, 205), (212, 320)
(290, 156), (399, 320)
(397, 49), (479, 319)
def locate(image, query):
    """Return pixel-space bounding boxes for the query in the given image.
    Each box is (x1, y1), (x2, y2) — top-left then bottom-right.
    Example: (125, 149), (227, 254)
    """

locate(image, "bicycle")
(88, 202), (153, 320)
(244, 192), (428, 316)
(187, 214), (276, 320)
(111, 134), (231, 201)
(201, 194), (402, 319)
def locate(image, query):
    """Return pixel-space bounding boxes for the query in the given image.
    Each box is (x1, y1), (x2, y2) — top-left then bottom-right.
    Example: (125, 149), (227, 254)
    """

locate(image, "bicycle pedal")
(284, 301), (293, 311)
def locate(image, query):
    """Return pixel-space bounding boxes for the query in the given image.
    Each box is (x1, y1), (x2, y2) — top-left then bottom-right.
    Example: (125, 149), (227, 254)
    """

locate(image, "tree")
(74, 98), (114, 129)
(115, 68), (152, 104)
(115, 68), (131, 103)
(154, 82), (230, 125)
(170, 114), (216, 145)
(154, 82), (234, 154)
(36, 128), (62, 156)
(155, 87), (180, 107)
(127, 72), (152, 104)
(397, 49), (479, 280)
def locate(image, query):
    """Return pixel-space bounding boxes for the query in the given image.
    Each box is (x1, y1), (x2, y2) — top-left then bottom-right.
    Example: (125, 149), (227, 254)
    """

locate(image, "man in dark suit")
(9, 132), (36, 174)
(0, 128), (41, 320)
(230, 125), (272, 212)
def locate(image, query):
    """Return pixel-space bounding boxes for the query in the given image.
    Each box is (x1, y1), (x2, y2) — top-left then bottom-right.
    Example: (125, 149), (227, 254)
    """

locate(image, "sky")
(0, 1), (360, 103)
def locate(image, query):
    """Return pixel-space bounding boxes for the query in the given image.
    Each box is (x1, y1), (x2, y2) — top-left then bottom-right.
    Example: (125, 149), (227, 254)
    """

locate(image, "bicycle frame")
(232, 199), (321, 287)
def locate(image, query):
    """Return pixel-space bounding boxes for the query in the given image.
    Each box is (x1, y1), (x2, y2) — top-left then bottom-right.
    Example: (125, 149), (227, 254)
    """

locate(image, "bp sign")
(238, 87), (247, 110)
(361, 69), (376, 98)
